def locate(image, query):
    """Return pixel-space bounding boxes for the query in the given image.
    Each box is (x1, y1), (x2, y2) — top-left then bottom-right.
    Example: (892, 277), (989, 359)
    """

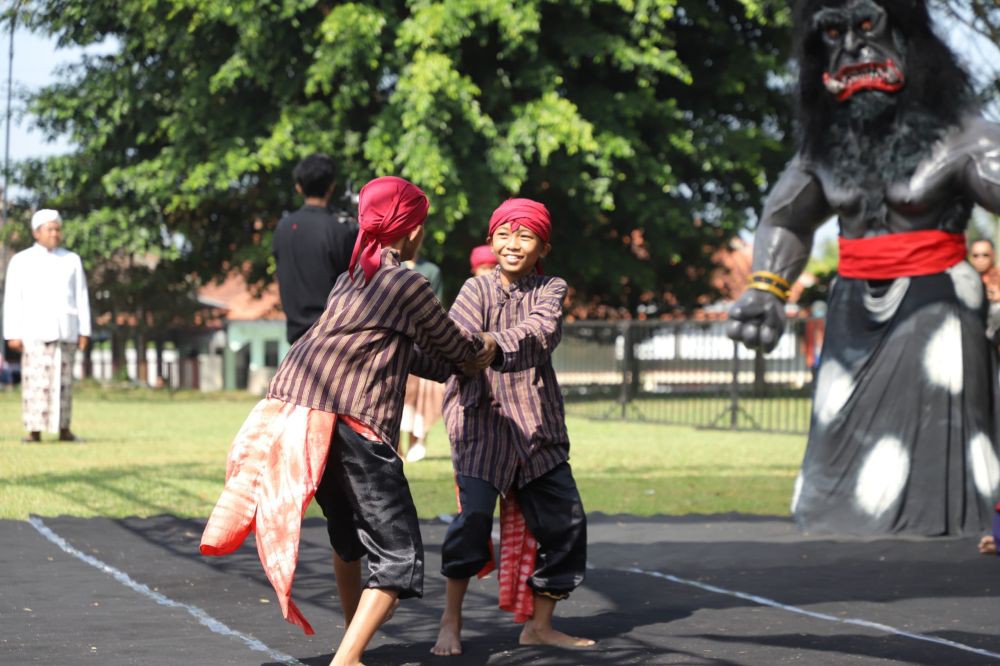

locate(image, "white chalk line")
(27, 517), (303, 666)
(27, 517), (999, 663)
(604, 563), (1000, 661)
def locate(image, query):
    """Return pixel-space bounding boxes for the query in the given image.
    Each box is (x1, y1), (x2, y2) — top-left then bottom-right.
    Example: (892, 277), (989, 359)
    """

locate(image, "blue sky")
(3, 29), (115, 161)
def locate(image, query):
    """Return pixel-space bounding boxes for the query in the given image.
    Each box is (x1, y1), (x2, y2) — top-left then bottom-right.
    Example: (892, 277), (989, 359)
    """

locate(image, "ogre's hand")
(727, 289), (786, 353)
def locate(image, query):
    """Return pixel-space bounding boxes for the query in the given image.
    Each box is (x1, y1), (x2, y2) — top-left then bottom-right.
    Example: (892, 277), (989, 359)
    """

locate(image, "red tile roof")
(198, 273), (285, 321)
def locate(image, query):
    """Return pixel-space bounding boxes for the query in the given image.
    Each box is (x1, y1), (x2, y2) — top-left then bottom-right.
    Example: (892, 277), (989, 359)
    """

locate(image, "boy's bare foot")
(519, 624), (595, 648)
(979, 535), (997, 555)
(329, 588), (397, 666)
(430, 615), (463, 656)
(328, 648), (367, 666)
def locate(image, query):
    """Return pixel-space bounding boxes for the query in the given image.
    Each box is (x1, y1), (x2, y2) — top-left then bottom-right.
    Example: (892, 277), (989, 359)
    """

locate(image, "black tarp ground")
(2, 514), (997, 666)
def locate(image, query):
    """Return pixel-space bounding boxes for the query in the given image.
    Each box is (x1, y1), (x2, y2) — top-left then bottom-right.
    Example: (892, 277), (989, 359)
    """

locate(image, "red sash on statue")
(838, 230), (966, 279)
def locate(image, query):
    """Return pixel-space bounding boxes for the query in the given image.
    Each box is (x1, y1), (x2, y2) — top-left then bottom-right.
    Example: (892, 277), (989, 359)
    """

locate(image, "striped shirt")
(436, 268), (570, 494)
(268, 249), (480, 447)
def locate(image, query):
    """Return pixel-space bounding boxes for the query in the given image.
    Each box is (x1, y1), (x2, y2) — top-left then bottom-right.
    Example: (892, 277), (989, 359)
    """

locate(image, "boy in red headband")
(201, 176), (494, 666)
(428, 198), (593, 656)
(468, 244), (498, 277)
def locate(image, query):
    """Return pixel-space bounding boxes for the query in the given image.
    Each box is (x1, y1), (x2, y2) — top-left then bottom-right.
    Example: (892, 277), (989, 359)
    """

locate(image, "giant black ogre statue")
(728, 0), (1000, 535)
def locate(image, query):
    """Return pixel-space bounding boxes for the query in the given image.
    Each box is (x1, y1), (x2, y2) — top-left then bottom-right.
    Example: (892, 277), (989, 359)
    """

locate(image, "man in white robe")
(3, 209), (91, 442)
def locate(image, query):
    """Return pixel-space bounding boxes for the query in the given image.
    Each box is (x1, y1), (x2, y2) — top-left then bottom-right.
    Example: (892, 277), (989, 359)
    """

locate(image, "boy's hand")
(461, 333), (498, 376)
(476, 333), (498, 368)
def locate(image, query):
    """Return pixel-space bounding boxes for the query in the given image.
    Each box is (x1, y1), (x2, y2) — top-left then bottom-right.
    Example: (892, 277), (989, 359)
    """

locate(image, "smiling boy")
(428, 198), (593, 656)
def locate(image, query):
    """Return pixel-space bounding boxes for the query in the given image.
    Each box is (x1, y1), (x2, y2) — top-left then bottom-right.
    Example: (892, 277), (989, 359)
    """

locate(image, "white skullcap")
(31, 209), (61, 231)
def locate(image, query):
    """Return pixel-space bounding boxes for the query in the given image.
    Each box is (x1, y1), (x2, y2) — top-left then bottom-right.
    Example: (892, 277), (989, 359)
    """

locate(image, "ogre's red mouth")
(822, 59), (904, 101)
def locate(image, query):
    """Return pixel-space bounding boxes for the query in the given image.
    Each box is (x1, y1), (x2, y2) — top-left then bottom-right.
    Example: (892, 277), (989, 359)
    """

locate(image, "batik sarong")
(21, 341), (75, 433)
(793, 262), (1000, 535)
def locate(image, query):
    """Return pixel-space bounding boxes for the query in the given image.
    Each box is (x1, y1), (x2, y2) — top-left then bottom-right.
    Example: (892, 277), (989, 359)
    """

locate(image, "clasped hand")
(460, 333), (497, 376)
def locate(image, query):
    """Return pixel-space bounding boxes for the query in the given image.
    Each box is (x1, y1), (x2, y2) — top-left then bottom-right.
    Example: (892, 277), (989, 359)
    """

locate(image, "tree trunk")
(82, 343), (92, 380)
(154, 339), (165, 388)
(136, 331), (148, 384)
(111, 329), (127, 381)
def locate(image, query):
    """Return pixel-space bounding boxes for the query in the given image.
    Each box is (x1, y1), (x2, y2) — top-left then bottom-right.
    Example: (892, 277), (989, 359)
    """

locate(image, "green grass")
(0, 387), (806, 520)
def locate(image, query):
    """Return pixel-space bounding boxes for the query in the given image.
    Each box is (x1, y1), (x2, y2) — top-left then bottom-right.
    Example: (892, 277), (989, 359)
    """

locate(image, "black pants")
(440, 462), (586, 599)
(313, 421), (424, 599)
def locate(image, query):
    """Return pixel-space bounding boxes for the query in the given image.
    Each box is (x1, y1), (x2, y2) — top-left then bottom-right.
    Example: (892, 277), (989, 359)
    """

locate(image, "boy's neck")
(390, 240), (417, 262)
(303, 196), (329, 207)
(498, 267), (534, 287)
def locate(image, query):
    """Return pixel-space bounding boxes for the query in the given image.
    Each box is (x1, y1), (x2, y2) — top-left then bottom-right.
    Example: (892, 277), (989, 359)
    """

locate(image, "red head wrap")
(469, 245), (498, 272)
(488, 198), (551, 275)
(488, 198), (551, 243)
(349, 176), (430, 284)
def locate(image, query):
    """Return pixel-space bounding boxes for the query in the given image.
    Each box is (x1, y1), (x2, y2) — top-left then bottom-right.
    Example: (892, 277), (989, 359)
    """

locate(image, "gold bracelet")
(749, 270), (791, 290)
(748, 281), (789, 302)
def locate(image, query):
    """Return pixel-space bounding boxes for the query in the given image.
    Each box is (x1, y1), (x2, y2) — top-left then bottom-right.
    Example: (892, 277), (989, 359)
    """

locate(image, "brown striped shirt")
(435, 268), (570, 494)
(268, 249), (480, 447)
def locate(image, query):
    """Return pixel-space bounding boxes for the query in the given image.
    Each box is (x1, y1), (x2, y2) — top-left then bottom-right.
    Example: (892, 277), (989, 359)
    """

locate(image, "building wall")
(223, 320), (290, 392)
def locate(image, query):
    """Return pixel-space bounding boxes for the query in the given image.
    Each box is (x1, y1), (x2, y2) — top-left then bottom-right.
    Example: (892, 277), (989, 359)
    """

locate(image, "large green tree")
(11, 0), (792, 321)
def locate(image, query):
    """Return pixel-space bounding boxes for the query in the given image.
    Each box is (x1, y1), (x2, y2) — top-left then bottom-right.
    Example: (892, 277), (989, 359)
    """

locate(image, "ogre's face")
(814, 0), (905, 102)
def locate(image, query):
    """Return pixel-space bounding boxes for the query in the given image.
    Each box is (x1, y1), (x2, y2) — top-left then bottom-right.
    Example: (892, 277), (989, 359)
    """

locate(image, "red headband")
(488, 198), (551, 243)
(469, 245), (498, 272)
(350, 176), (429, 284)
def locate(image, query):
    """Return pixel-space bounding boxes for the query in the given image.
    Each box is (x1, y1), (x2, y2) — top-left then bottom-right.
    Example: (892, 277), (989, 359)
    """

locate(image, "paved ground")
(2, 513), (998, 665)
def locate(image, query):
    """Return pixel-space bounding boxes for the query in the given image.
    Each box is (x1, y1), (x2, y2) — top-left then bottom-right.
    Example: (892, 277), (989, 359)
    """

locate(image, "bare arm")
(752, 157), (831, 282)
(897, 116), (1000, 214)
(962, 118), (1000, 214)
(728, 158), (833, 352)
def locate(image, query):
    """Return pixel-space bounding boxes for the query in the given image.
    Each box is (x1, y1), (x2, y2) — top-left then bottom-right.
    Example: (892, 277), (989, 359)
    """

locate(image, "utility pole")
(1, 2), (19, 294)
(0, 3), (17, 363)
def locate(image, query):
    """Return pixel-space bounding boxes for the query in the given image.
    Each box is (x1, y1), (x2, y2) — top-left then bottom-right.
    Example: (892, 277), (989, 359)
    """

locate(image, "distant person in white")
(3, 209), (91, 443)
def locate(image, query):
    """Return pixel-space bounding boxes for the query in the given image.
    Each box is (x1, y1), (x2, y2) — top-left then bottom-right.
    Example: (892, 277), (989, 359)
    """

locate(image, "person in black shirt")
(273, 154), (359, 343)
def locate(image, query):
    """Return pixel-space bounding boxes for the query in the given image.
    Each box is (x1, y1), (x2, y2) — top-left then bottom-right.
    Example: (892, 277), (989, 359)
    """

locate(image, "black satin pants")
(440, 462), (587, 599)
(313, 420), (424, 599)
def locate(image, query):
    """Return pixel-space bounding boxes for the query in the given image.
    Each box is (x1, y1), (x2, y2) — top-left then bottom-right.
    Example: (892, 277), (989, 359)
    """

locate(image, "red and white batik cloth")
(496, 496), (537, 622)
(464, 490), (537, 623)
(21, 340), (75, 433)
(200, 398), (379, 635)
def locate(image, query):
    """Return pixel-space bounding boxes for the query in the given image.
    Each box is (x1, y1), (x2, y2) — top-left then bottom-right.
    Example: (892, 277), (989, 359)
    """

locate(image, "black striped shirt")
(268, 249), (479, 446)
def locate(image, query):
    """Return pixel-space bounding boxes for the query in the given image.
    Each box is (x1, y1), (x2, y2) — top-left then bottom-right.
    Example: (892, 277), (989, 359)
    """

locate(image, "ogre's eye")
(859, 18), (874, 32)
(825, 26), (841, 39)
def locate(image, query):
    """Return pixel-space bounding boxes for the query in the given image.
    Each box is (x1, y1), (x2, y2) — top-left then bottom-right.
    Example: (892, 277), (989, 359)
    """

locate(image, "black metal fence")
(553, 318), (824, 434)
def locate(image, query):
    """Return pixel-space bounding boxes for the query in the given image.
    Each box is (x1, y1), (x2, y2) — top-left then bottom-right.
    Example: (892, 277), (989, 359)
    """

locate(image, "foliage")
(10, 0), (793, 316)
(930, 0), (1000, 107)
